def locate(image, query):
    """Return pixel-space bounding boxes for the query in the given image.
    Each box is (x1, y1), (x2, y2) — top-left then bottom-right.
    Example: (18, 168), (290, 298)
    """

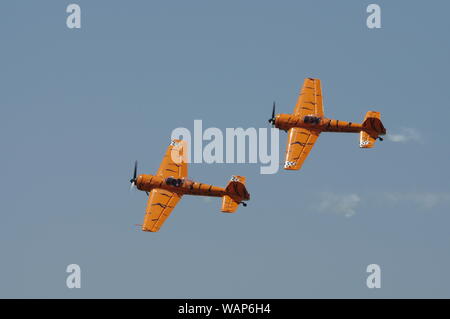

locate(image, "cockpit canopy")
(303, 115), (321, 124)
(165, 177), (183, 187)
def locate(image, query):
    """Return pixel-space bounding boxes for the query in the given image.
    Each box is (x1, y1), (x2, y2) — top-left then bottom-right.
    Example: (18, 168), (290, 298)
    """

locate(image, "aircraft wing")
(157, 139), (188, 179)
(293, 78), (324, 117)
(142, 188), (182, 232)
(284, 127), (320, 170)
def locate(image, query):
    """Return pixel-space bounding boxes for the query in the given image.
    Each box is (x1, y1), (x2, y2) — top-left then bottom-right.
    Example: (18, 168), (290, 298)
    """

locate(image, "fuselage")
(274, 114), (364, 133)
(135, 174), (228, 197)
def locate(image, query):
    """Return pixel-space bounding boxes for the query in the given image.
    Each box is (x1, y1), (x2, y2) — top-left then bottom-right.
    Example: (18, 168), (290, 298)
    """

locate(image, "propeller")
(129, 161), (149, 195)
(268, 101), (276, 126)
(129, 160), (137, 191)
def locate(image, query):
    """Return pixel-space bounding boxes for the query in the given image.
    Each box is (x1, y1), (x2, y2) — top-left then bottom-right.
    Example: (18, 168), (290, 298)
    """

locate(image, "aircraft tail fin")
(360, 111), (386, 148)
(221, 176), (250, 213)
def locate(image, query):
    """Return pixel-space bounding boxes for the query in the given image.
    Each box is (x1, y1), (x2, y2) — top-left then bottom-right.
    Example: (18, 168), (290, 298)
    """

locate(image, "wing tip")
(283, 159), (304, 171)
(142, 226), (159, 232)
(283, 166), (302, 171)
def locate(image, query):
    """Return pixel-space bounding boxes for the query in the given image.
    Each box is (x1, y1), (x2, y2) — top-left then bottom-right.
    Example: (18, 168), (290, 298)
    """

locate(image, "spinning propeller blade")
(129, 160), (137, 190)
(268, 101), (276, 126)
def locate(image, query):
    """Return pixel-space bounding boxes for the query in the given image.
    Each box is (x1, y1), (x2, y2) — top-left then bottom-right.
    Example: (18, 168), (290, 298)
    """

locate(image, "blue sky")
(1, 0), (450, 298)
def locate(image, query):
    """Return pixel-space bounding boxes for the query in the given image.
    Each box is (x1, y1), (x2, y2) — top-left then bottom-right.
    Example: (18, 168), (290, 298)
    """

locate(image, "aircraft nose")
(135, 175), (142, 189)
(274, 114), (281, 126)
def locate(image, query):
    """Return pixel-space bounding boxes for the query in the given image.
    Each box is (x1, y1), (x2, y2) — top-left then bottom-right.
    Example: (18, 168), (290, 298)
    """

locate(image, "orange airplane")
(129, 139), (250, 232)
(268, 78), (386, 170)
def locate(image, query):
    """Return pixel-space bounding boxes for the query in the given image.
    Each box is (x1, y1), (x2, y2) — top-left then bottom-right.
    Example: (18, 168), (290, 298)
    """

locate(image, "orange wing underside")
(285, 78), (323, 170)
(142, 140), (188, 232)
(284, 127), (320, 170)
(142, 189), (182, 232)
(293, 78), (324, 117)
(157, 140), (188, 179)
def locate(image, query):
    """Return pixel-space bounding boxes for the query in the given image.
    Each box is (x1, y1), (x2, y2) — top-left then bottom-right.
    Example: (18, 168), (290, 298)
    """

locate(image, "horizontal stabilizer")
(221, 176), (249, 213)
(362, 111), (386, 135)
(360, 111), (386, 148)
(360, 131), (376, 148)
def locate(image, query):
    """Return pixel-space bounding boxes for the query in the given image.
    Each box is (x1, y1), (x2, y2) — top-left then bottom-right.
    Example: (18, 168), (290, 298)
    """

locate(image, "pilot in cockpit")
(165, 177), (183, 187)
(303, 115), (321, 124)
